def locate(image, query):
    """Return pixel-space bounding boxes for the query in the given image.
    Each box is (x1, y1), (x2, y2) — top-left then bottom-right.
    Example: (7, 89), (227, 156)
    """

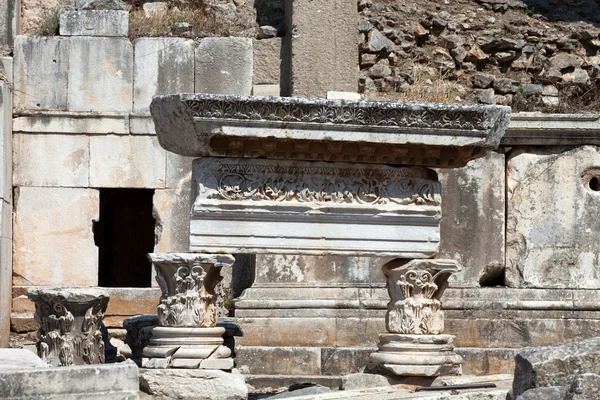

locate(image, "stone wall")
(358, 0), (600, 111)
(9, 17), (253, 330)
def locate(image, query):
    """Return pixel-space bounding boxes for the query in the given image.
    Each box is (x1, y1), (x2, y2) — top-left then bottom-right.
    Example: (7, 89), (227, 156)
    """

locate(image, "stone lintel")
(150, 94), (510, 168)
(190, 157), (441, 256)
(504, 112), (600, 145)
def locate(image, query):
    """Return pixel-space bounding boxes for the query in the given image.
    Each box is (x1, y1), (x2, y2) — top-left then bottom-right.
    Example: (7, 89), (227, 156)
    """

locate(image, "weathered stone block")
(140, 369), (247, 400)
(322, 347), (374, 376)
(285, 0), (358, 97)
(0, 235), (11, 346)
(438, 151), (506, 287)
(195, 37), (253, 95)
(59, 10), (128, 37)
(515, 386), (568, 400)
(13, 36), (69, 110)
(340, 373), (391, 390)
(513, 337), (600, 397)
(0, 349), (45, 370)
(235, 317), (385, 347)
(0, 363), (139, 399)
(89, 135), (166, 188)
(0, 74), (12, 202)
(253, 37), (282, 86)
(236, 346), (321, 375)
(0, 0), (19, 46)
(506, 146), (600, 288)
(13, 187), (99, 286)
(13, 112), (129, 134)
(133, 38), (195, 114)
(254, 255), (386, 285)
(153, 189), (191, 253)
(14, 134), (89, 187)
(253, 84), (280, 96)
(68, 37), (133, 112)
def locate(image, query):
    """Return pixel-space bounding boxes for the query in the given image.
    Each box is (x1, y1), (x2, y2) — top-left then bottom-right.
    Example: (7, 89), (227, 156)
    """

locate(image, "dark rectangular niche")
(94, 188), (155, 288)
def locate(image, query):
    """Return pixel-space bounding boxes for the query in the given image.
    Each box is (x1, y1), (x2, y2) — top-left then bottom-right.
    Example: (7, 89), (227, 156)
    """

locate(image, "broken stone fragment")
(549, 52), (584, 71)
(258, 25), (278, 39)
(76, 0), (125, 10)
(369, 63), (392, 78)
(367, 29), (395, 53)
(493, 77), (520, 94)
(513, 337), (600, 397)
(473, 72), (495, 89)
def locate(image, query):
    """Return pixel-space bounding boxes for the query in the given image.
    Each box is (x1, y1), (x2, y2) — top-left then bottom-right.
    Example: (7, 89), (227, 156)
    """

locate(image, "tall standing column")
(284, 0), (358, 97)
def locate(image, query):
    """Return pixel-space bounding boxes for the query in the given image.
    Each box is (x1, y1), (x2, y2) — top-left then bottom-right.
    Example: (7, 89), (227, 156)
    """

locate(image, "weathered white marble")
(369, 334), (463, 377)
(27, 287), (109, 366)
(190, 157), (441, 257)
(0, 364), (139, 399)
(384, 259), (459, 335)
(369, 259), (463, 377)
(150, 94), (511, 168)
(143, 253), (235, 370)
(506, 146), (600, 288)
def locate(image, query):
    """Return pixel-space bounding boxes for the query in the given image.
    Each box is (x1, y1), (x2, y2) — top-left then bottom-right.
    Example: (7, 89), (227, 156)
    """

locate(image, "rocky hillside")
(359, 0), (600, 111)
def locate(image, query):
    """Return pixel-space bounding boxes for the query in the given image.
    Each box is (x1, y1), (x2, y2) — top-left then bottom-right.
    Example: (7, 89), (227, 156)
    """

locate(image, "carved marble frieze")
(190, 157), (442, 257)
(27, 288), (109, 367)
(148, 253), (235, 328)
(383, 259), (460, 335)
(150, 94), (510, 167)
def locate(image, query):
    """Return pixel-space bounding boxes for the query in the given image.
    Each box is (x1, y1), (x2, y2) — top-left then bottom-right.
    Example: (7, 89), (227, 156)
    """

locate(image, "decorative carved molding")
(148, 253), (235, 328)
(150, 94), (510, 167)
(27, 288), (109, 367)
(197, 160), (439, 206)
(384, 259), (460, 335)
(182, 96), (492, 131)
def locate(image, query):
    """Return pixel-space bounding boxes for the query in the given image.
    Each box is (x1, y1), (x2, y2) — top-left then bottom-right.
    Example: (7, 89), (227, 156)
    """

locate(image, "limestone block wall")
(10, 27), (253, 331)
(0, 57), (13, 347)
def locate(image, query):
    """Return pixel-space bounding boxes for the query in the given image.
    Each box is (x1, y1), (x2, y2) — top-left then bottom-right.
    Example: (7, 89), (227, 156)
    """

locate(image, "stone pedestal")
(370, 334), (462, 377)
(27, 287), (109, 367)
(369, 259), (464, 377)
(142, 253), (235, 370)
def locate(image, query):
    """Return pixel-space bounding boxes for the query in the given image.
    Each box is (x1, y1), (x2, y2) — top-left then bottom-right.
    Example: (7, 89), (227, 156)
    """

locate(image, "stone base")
(368, 334), (463, 377)
(0, 363), (139, 399)
(140, 368), (247, 400)
(142, 326), (233, 370)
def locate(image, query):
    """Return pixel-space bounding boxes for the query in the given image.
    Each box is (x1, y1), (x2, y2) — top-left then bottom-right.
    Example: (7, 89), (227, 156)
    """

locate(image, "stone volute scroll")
(27, 288), (110, 367)
(142, 253), (236, 370)
(369, 259), (463, 377)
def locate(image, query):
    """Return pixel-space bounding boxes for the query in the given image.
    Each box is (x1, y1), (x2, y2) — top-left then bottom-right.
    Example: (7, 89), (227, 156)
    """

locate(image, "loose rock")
(368, 29), (395, 53)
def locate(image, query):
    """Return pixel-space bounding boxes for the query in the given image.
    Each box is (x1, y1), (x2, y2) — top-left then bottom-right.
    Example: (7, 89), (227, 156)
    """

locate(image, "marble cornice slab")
(150, 94), (510, 168)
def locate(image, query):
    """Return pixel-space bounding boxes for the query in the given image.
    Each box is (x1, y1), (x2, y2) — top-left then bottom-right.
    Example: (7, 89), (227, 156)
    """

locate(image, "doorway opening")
(94, 188), (155, 287)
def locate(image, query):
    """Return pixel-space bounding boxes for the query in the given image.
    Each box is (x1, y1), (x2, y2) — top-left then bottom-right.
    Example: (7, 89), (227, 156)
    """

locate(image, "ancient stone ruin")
(1, 0), (600, 399)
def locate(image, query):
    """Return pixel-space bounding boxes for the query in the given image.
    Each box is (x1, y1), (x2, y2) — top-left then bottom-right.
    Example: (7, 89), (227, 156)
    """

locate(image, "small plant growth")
(31, 9), (61, 36)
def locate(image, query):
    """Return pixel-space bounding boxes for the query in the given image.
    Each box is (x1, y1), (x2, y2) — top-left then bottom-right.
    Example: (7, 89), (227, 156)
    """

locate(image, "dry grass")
(369, 68), (467, 104)
(129, 0), (232, 40)
(556, 80), (600, 113)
